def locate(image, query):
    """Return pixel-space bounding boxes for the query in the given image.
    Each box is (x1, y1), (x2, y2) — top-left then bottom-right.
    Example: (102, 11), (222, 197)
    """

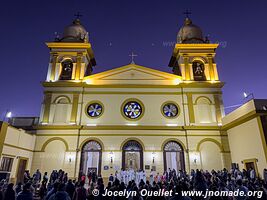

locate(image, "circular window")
(86, 101), (104, 118)
(122, 99), (144, 120)
(162, 102), (179, 118)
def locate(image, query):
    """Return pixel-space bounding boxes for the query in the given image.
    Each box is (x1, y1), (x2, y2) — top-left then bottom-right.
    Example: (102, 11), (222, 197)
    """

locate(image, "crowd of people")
(0, 167), (266, 199)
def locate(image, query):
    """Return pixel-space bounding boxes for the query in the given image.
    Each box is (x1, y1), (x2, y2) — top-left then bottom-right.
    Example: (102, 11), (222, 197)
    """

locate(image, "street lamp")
(243, 92), (254, 99)
(6, 111), (12, 118)
(2, 110), (12, 122)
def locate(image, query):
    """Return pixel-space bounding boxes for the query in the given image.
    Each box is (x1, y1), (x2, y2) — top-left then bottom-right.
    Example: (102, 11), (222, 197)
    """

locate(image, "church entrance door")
(122, 140), (143, 170)
(16, 158), (27, 184)
(79, 140), (102, 181)
(163, 141), (185, 172)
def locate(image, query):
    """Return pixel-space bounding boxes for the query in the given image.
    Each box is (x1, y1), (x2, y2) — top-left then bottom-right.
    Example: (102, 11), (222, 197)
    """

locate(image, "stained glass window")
(123, 101), (143, 119)
(123, 140), (142, 151)
(86, 102), (103, 118)
(162, 103), (179, 118)
(82, 141), (102, 151)
(164, 141), (183, 151)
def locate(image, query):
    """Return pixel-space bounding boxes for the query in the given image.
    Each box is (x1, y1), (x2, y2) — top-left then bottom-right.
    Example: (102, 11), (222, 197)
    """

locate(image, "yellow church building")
(0, 17), (266, 183)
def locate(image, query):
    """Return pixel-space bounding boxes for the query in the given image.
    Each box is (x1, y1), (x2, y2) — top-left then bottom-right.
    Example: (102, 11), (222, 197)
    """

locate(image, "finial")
(183, 9), (192, 18)
(129, 52), (138, 64)
(205, 34), (210, 43)
(54, 32), (60, 41)
(73, 12), (83, 24)
(74, 12), (83, 19)
(183, 9), (192, 25)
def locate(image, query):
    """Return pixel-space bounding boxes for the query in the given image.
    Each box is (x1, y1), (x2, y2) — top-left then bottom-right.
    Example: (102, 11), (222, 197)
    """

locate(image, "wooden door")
(16, 159), (27, 184)
(245, 162), (255, 170)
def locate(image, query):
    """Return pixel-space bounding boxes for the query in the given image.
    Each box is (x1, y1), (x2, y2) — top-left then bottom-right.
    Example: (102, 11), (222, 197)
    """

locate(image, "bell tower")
(46, 17), (96, 82)
(169, 17), (219, 82)
(40, 17), (96, 125)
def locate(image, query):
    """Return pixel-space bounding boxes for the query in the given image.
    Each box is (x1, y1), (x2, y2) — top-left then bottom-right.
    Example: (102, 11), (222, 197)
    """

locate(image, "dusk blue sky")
(0, 0), (267, 118)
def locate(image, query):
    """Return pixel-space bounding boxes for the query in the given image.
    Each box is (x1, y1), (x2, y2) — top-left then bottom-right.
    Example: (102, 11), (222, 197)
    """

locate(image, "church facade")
(0, 17), (266, 183)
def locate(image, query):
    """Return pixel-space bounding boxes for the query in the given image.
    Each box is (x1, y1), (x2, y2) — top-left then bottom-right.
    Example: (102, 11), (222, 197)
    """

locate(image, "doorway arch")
(79, 140), (102, 178)
(163, 140), (185, 172)
(122, 140), (143, 170)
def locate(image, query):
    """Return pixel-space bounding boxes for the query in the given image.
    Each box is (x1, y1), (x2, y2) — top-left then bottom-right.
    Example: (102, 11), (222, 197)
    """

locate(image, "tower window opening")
(59, 60), (73, 80)
(192, 61), (206, 81)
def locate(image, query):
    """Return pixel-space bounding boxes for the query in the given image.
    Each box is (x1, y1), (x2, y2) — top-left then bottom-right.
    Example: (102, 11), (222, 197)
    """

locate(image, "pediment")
(83, 64), (182, 85)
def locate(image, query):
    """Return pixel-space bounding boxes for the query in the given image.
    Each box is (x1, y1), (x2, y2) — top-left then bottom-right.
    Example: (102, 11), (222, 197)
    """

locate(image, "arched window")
(122, 140), (143, 170)
(163, 141), (185, 172)
(59, 60), (73, 80)
(53, 97), (70, 124)
(192, 61), (206, 81)
(79, 140), (102, 180)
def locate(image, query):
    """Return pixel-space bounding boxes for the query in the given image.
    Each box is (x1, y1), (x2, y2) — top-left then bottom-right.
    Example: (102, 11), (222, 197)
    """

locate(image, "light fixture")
(126, 123), (138, 126)
(67, 153), (74, 163)
(193, 156), (197, 164)
(166, 124), (178, 127)
(84, 78), (93, 84)
(192, 152), (198, 164)
(243, 92), (254, 99)
(152, 152), (156, 164)
(6, 111), (12, 118)
(173, 78), (181, 85)
(109, 151), (114, 163)
(86, 124), (97, 126)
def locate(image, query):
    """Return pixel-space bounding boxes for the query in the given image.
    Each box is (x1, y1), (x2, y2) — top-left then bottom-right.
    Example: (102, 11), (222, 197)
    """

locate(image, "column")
(214, 94), (222, 123)
(42, 92), (52, 124)
(186, 93), (195, 124)
(70, 93), (80, 124)
(183, 55), (191, 81)
(75, 53), (83, 80)
(0, 122), (8, 157)
(207, 55), (215, 81)
(50, 53), (58, 81)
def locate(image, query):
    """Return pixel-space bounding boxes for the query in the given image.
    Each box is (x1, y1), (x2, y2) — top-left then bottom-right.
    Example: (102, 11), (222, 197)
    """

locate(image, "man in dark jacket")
(3, 183), (15, 200)
(17, 183), (33, 200)
(45, 182), (60, 200)
(65, 179), (75, 199)
(48, 183), (70, 200)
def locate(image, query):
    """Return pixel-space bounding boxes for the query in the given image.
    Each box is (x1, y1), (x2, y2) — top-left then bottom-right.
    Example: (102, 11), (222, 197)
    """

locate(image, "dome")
(177, 18), (204, 43)
(60, 19), (88, 42)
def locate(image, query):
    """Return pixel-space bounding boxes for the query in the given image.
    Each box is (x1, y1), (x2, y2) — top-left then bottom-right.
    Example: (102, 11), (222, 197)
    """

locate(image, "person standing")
(17, 183), (33, 200)
(43, 172), (49, 184)
(73, 181), (87, 200)
(142, 170), (146, 183)
(87, 170), (92, 185)
(263, 168), (267, 184)
(3, 183), (15, 200)
(48, 183), (70, 200)
(39, 181), (47, 200)
(24, 170), (31, 184)
(33, 169), (42, 184)
(63, 173), (68, 183)
(65, 179), (75, 199)
(249, 167), (256, 181)
(115, 170), (120, 182)
(15, 182), (22, 197)
(108, 174), (114, 183)
(149, 169), (154, 185)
